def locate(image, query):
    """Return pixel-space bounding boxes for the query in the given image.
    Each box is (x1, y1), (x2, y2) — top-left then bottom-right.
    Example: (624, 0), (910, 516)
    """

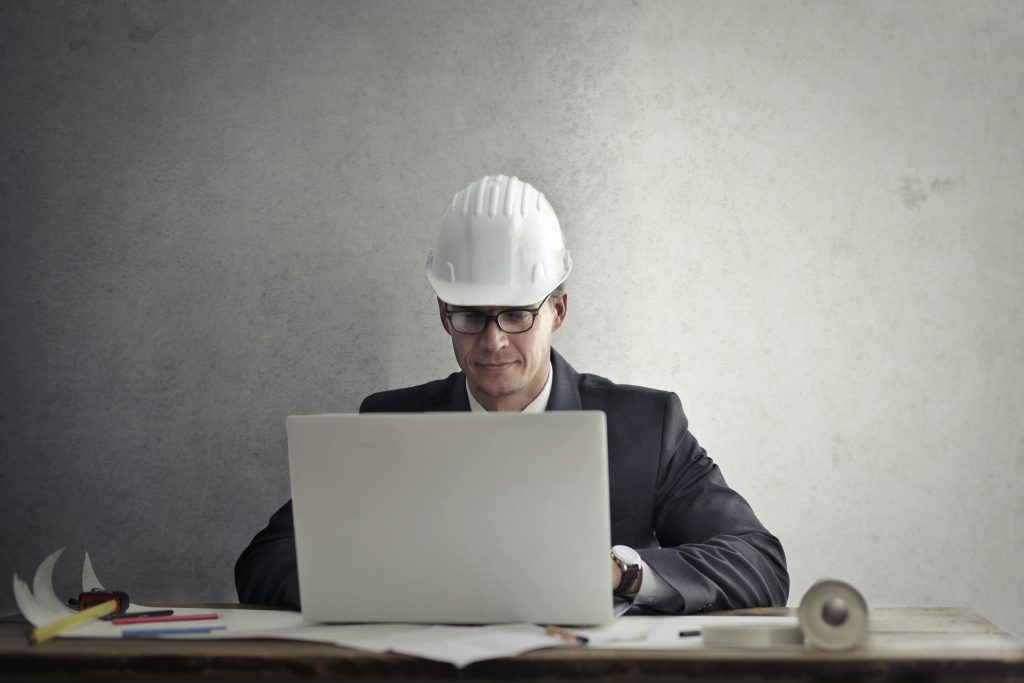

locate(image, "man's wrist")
(611, 545), (643, 599)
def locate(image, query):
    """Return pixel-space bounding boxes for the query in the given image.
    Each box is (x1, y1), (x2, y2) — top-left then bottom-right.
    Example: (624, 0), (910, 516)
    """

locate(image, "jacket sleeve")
(635, 392), (789, 614)
(234, 397), (395, 608)
(234, 500), (301, 609)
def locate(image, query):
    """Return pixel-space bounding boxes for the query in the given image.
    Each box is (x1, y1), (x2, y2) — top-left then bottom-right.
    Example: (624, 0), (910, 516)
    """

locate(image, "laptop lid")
(286, 411), (614, 625)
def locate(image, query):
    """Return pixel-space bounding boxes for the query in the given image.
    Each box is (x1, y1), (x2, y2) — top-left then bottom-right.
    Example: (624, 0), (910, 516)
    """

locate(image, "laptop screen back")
(287, 411), (614, 625)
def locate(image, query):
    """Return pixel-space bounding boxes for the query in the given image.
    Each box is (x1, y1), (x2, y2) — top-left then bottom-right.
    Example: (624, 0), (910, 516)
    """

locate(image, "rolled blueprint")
(797, 579), (869, 651)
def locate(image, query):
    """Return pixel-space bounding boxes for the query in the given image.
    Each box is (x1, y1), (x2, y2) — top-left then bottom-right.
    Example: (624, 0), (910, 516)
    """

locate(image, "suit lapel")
(447, 373), (471, 411)
(547, 348), (583, 411)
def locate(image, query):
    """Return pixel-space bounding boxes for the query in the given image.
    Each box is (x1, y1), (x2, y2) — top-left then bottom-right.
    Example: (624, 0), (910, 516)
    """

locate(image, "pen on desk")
(679, 630), (701, 638)
(122, 626), (227, 638)
(29, 599), (120, 644)
(544, 625), (589, 645)
(102, 610), (174, 621)
(112, 612), (219, 625)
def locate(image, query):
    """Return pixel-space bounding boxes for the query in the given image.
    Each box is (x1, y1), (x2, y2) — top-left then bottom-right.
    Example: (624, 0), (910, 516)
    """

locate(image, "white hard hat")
(426, 174), (572, 306)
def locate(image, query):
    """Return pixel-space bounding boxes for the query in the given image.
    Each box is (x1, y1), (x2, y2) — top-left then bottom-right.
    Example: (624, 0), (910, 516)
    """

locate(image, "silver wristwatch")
(611, 545), (643, 599)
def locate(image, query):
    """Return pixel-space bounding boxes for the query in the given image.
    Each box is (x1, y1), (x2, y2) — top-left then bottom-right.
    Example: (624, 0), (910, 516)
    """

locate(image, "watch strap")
(612, 549), (642, 599)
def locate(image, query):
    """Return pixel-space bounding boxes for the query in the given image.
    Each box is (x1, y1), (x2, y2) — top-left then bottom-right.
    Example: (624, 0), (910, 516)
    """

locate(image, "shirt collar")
(466, 361), (554, 413)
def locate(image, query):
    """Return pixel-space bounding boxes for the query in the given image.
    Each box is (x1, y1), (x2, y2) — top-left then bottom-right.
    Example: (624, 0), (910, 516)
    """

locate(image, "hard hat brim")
(426, 271), (569, 307)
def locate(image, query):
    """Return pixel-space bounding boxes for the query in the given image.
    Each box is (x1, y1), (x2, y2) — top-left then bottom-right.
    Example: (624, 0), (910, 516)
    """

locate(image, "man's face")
(438, 293), (567, 412)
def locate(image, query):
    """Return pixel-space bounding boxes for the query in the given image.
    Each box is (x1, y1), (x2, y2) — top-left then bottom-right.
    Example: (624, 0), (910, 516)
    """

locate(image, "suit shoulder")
(360, 373), (460, 413)
(577, 371), (674, 407)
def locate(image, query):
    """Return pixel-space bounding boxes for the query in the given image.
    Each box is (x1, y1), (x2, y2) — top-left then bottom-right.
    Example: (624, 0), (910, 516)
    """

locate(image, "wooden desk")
(2, 607), (1022, 682)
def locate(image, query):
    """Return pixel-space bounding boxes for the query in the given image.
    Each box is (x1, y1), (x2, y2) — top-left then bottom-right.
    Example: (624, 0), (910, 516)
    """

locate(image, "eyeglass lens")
(448, 309), (536, 334)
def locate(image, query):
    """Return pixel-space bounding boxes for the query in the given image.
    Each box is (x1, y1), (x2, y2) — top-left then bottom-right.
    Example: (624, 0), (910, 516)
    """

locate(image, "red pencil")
(111, 613), (220, 625)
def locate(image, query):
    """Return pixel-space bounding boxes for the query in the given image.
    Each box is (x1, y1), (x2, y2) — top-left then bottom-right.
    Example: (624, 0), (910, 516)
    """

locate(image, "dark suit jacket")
(235, 349), (789, 613)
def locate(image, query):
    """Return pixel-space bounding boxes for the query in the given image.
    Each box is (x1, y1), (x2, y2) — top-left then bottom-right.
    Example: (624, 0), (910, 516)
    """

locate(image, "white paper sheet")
(378, 624), (569, 668)
(12, 574), (59, 626)
(266, 623), (428, 652)
(262, 622), (570, 667)
(13, 547), (75, 625)
(34, 548), (76, 617)
(81, 552), (105, 592)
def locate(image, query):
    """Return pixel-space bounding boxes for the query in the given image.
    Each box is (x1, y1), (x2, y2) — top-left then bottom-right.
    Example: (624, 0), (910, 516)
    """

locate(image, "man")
(236, 174), (789, 613)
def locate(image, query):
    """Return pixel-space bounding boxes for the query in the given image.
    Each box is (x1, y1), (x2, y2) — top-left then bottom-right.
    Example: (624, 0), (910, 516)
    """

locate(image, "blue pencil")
(122, 626), (227, 638)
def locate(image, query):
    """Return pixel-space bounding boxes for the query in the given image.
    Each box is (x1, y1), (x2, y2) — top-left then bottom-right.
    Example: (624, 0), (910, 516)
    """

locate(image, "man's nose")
(478, 317), (508, 350)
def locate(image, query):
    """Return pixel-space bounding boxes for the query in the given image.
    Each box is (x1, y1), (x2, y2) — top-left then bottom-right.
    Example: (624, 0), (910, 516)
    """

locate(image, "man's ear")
(550, 291), (568, 332)
(437, 298), (452, 335)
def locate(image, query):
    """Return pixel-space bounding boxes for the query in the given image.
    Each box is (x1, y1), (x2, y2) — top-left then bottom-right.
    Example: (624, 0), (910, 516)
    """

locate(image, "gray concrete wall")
(2, 1), (1022, 637)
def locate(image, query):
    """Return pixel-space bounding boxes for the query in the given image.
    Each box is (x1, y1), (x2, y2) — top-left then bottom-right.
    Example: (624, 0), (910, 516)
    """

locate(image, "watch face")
(612, 545), (640, 565)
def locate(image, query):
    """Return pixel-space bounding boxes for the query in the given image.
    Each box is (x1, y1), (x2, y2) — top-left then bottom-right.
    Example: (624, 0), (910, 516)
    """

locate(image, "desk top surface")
(2, 606), (1022, 682)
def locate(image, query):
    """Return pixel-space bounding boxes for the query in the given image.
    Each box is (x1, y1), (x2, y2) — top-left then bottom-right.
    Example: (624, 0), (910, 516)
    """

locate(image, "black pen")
(101, 609), (174, 621)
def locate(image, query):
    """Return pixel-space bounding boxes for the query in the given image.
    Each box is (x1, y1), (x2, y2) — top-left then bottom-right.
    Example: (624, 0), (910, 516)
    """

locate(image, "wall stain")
(127, 23), (157, 43)
(899, 176), (959, 209)
(899, 177), (927, 209)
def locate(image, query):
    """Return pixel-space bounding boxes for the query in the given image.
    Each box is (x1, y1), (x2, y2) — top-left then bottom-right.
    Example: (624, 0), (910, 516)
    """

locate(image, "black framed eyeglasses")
(444, 298), (551, 334)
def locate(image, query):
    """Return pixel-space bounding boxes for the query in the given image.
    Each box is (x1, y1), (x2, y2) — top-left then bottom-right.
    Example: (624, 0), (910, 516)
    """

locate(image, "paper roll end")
(798, 579), (869, 651)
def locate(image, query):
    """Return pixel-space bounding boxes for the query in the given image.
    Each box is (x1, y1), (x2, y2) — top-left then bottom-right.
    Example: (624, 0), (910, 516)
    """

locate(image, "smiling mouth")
(477, 360), (517, 371)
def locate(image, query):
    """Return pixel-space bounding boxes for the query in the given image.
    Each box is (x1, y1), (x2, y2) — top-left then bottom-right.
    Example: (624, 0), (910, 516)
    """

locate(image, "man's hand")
(611, 557), (623, 590)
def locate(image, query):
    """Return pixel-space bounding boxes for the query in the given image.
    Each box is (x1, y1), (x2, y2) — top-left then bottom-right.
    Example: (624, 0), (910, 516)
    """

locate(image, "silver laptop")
(286, 411), (615, 625)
